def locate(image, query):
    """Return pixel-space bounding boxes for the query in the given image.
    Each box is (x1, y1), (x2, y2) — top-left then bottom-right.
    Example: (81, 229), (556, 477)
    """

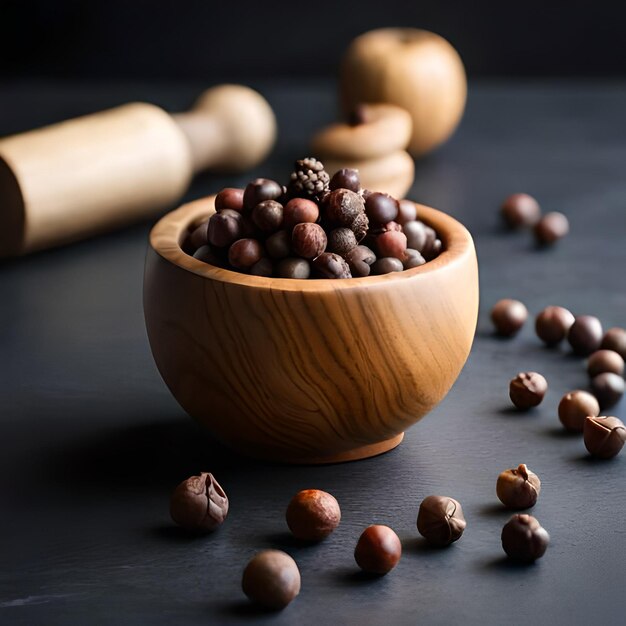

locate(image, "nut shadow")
(217, 599), (282, 619)
(477, 503), (510, 518)
(333, 567), (390, 587)
(264, 531), (310, 551)
(479, 555), (537, 571)
(148, 524), (216, 544)
(544, 426), (582, 439)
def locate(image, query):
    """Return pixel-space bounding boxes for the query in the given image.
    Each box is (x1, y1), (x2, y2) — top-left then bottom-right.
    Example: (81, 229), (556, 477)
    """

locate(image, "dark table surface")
(1, 79), (625, 626)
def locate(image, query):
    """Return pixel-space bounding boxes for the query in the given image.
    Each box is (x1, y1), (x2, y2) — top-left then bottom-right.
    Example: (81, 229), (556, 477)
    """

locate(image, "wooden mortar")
(144, 196), (479, 463)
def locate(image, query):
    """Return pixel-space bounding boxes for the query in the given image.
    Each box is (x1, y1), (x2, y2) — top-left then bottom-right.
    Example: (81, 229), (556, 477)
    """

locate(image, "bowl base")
(282, 432), (405, 465)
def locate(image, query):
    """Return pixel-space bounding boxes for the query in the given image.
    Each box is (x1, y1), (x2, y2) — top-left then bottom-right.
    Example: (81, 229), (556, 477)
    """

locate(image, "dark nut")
(601, 327), (626, 360)
(583, 415), (626, 459)
(354, 525), (402, 575)
(207, 209), (243, 248)
(587, 349), (624, 378)
(170, 472), (228, 533)
(501, 514), (549, 562)
(403, 248), (426, 269)
(372, 257), (404, 274)
(252, 200), (283, 233)
(189, 220), (209, 249)
(509, 372), (548, 409)
(250, 258), (273, 277)
(365, 192), (399, 224)
(491, 299), (528, 337)
(568, 315), (603, 356)
(501, 193), (541, 229)
(345, 245), (376, 277)
(292, 223), (327, 259)
(241, 550), (301, 610)
(243, 178), (282, 210)
(266, 230), (291, 259)
(283, 197), (319, 230)
(192, 245), (220, 265)
(215, 187), (245, 212)
(326, 189), (365, 227)
(534, 211), (569, 245)
(416, 495), (466, 546)
(228, 238), (264, 269)
(327, 228), (358, 256)
(376, 230), (407, 260)
(329, 168), (360, 192)
(285, 489), (341, 541)
(422, 235), (442, 261)
(590, 372), (625, 409)
(397, 199), (418, 224)
(276, 258), (311, 279)
(496, 464), (541, 510)
(558, 390), (600, 432)
(403, 220), (427, 251)
(535, 305), (575, 345)
(312, 252), (352, 279)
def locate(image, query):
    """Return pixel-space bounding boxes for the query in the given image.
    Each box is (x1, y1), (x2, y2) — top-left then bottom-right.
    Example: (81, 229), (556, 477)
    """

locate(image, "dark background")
(2, 0), (626, 80)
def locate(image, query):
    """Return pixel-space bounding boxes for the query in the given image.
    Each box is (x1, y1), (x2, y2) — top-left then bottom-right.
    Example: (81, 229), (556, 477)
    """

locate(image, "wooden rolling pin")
(0, 84), (276, 257)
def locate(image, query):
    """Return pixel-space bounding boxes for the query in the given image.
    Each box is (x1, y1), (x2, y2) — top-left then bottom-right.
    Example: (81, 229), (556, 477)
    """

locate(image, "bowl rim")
(149, 195), (475, 292)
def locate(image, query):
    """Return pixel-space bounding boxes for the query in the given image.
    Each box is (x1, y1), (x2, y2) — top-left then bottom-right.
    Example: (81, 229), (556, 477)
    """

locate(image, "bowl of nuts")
(144, 159), (478, 463)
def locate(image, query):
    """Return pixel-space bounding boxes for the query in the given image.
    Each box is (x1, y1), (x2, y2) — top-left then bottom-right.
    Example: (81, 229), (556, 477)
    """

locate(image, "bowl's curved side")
(144, 199), (478, 462)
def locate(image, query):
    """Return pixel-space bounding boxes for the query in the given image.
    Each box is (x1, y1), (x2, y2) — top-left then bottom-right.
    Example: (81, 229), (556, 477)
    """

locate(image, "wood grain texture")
(144, 196), (478, 463)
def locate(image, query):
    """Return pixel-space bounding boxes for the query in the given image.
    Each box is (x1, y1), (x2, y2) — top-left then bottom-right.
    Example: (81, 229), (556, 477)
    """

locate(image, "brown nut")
(169, 472), (228, 533)
(326, 189), (365, 227)
(354, 525), (402, 575)
(496, 464), (541, 509)
(558, 390), (600, 432)
(207, 209), (244, 248)
(344, 245), (376, 277)
(501, 514), (549, 562)
(241, 550), (301, 610)
(251, 200), (284, 233)
(312, 252), (352, 279)
(583, 415), (626, 459)
(286, 489), (341, 541)
(491, 299), (528, 337)
(416, 495), (466, 546)
(587, 349), (625, 378)
(327, 227), (358, 256)
(291, 223), (327, 259)
(509, 372), (548, 409)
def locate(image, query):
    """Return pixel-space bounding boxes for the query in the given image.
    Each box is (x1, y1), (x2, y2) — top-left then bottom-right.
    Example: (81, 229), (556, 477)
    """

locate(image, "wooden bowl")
(144, 196), (478, 463)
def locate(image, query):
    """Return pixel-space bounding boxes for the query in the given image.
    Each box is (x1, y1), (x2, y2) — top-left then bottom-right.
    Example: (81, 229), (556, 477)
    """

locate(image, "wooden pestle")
(0, 84), (276, 257)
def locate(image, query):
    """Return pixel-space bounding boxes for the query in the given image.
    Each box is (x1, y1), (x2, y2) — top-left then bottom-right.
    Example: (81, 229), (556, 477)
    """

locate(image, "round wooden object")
(311, 104), (412, 161)
(144, 197), (478, 464)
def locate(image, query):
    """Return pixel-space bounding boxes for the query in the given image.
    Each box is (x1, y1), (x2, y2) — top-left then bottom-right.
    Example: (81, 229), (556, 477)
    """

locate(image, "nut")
(501, 514), (549, 562)
(241, 550), (301, 610)
(169, 472), (228, 533)
(285, 489), (341, 541)
(583, 415), (626, 459)
(354, 525), (402, 574)
(291, 223), (327, 259)
(509, 372), (548, 409)
(496, 464), (541, 509)
(416, 495), (466, 546)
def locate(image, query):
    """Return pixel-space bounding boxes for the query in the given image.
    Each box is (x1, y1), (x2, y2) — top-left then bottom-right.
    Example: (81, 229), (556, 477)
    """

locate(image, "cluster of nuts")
(491, 298), (626, 416)
(186, 157), (442, 279)
(491, 300), (626, 459)
(500, 192), (569, 245)
(168, 473), (552, 611)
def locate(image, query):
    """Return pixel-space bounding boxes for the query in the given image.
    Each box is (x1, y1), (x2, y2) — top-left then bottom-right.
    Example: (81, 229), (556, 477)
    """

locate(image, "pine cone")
(289, 157), (330, 202)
